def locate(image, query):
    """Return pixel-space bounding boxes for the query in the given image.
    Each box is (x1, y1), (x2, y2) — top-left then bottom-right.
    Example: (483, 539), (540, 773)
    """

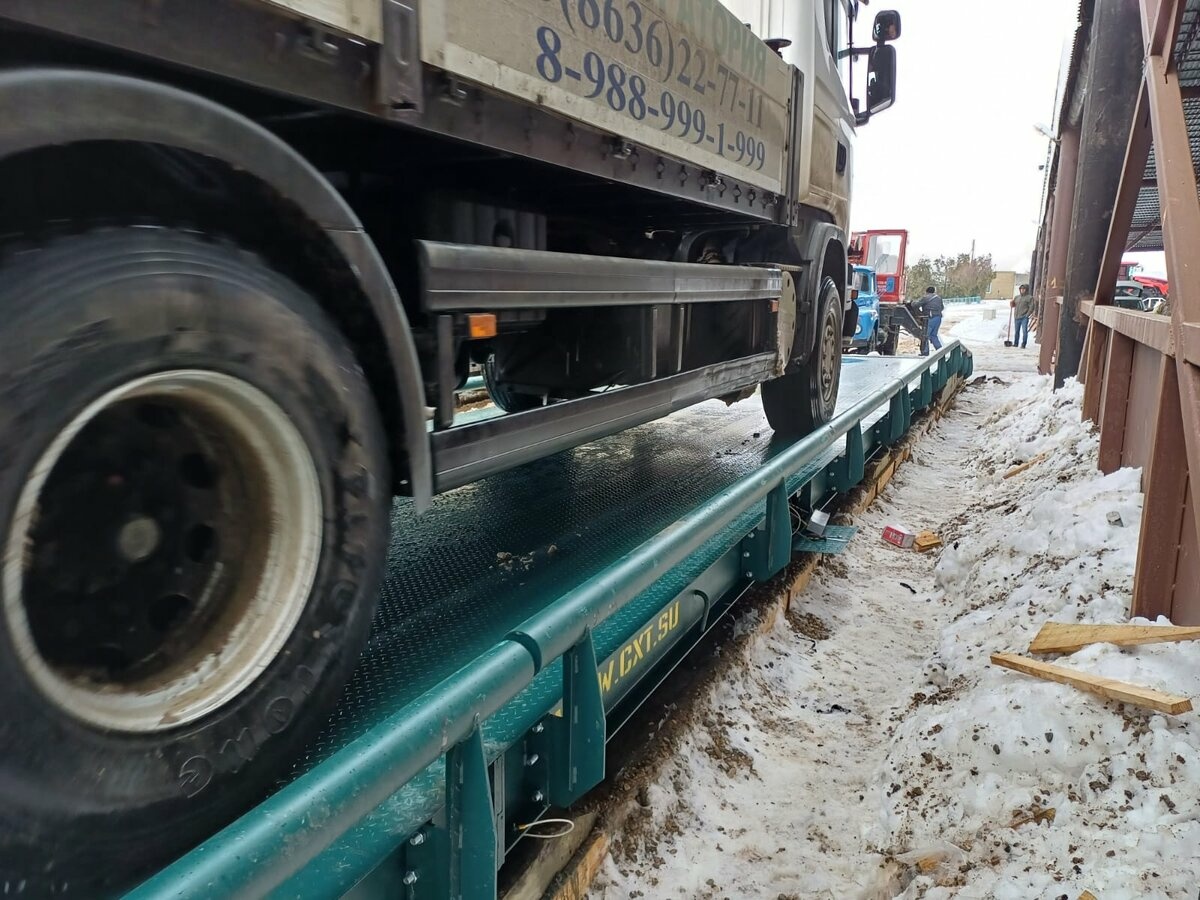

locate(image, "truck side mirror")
(856, 44), (897, 126)
(873, 10), (902, 42)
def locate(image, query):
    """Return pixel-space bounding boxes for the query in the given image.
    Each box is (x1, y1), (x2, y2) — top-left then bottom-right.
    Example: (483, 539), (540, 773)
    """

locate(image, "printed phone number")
(551, 0), (770, 129)
(536, 26), (769, 171)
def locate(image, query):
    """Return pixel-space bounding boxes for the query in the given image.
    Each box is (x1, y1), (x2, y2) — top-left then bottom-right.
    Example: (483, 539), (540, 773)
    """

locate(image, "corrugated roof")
(1054, 0), (1093, 134)
(1128, 0), (1200, 252)
(1036, 0), (1091, 244)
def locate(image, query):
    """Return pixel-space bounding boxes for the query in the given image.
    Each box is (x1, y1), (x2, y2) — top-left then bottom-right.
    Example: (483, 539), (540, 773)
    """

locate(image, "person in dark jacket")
(1011, 284), (1035, 349)
(912, 286), (944, 355)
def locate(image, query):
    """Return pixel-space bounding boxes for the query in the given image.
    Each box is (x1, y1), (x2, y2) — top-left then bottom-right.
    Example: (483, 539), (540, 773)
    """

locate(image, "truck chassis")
(0, 1), (900, 890)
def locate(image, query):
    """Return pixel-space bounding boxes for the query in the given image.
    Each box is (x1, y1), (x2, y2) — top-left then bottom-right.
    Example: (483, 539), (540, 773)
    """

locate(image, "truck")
(1118, 259), (1169, 297)
(848, 263), (881, 352)
(0, 1), (900, 891)
(850, 227), (925, 354)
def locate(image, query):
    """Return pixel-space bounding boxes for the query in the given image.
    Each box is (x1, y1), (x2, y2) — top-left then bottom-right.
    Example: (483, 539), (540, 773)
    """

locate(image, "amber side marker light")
(467, 313), (498, 339)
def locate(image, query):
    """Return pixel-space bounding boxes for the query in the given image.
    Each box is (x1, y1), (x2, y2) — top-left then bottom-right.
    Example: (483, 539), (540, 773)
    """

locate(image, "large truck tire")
(880, 326), (899, 356)
(0, 228), (390, 895)
(761, 276), (843, 437)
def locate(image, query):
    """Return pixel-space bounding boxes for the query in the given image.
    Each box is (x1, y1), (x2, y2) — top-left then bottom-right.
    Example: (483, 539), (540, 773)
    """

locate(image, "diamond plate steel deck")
(129, 348), (972, 900)
(295, 354), (927, 773)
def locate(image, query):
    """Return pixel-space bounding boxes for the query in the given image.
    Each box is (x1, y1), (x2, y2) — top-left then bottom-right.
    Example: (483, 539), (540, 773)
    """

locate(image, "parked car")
(1118, 260), (1169, 296)
(1114, 280), (1163, 311)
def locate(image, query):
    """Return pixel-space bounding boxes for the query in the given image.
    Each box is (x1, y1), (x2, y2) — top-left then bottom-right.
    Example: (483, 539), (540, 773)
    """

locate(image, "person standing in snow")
(912, 286), (944, 356)
(1011, 284), (1035, 349)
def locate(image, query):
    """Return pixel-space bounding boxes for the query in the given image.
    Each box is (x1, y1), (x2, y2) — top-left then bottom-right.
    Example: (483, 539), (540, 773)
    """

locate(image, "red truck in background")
(850, 229), (925, 354)
(851, 229), (909, 302)
(1119, 260), (1169, 296)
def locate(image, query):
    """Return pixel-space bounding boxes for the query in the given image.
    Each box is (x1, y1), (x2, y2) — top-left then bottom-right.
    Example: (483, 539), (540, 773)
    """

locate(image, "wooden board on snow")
(1002, 452), (1049, 479)
(990, 652), (1193, 715)
(1030, 622), (1200, 655)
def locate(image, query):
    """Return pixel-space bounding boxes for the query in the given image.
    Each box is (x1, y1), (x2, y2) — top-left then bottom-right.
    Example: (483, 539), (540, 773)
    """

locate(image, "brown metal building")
(1034, 0), (1200, 623)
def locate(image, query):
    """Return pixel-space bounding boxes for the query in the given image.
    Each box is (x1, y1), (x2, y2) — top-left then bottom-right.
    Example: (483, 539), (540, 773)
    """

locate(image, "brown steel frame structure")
(1039, 0), (1200, 623)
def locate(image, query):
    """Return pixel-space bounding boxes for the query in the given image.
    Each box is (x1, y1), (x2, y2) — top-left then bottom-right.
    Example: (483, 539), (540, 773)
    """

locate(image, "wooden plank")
(1146, 50), (1200, 580)
(785, 556), (820, 610)
(876, 459), (897, 494)
(1132, 356), (1189, 620)
(914, 531), (943, 553)
(1178, 354), (1200, 566)
(503, 811), (597, 900)
(989, 652), (1193, 715)
(547, 831), (611, 900)
(1030, 622), (1200, 654)
(1098, 330), (1136, 474)
(1183, 322), (1200, 367)
(1082, 322), (1110, 421)
(1091, 304), (1173, 356)
(1002, 452), (1049, 480)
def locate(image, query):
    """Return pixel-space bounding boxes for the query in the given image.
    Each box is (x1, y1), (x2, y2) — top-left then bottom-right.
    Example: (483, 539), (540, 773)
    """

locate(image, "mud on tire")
(761, 275), (843, 438)
(0, 228), (390, 895)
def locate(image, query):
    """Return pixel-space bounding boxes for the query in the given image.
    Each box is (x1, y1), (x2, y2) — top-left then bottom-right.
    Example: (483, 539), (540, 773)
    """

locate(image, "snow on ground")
(892, 299), (1037, 371)
(589, 305), (1200, 899)
(947, 299), (1015, 347)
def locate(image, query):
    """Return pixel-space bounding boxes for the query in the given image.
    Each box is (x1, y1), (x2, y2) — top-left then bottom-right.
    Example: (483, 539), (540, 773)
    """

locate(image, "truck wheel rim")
(3, 370), (323, 732)
(821, 306), (839, 406)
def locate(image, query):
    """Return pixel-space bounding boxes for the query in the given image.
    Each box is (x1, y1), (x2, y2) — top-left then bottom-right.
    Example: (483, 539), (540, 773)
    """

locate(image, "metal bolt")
(441, 76), (468, 104)
(525, 753), (540, 767)
(402, 871), (419, 886)
(610, 139), (634, 160)
(533, 722), (545, 734)
(532, 790), (545, 803)
(745, 571), (754, 579)
(742, 551), (750, 558)
(117, 516), (161, 562)
(409, 831), (426, 847)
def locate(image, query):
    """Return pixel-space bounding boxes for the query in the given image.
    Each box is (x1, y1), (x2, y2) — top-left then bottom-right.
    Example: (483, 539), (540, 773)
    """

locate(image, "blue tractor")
(848, 265), (881, 353)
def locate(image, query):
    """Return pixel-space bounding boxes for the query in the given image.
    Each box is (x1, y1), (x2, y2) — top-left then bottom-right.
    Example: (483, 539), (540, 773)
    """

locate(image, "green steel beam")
(885, 391), (906, 444)
(547, 632), (606, 806)
(125, 644), (536, 900)
(765, 480), (794, 577)
(918, 369), (934, 409)
(446, 727), (495, 900)
(832, 424), (866, 493)
(742, 478), (794, 581)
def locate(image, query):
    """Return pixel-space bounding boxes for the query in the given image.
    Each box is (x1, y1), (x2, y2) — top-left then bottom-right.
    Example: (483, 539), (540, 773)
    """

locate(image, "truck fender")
(0, 68), (432, 510)
(790, 222), (848, 367)
(774, 271), (798, 377)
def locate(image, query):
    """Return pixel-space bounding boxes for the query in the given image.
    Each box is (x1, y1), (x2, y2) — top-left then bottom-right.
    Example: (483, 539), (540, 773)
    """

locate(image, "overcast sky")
(849, 0), (1080, 273)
